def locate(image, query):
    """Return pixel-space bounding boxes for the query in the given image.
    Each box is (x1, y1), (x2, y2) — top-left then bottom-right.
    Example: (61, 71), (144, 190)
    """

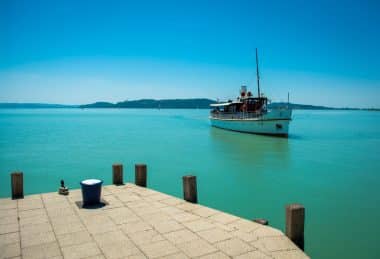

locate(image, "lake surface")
(0, 108), (379, 258)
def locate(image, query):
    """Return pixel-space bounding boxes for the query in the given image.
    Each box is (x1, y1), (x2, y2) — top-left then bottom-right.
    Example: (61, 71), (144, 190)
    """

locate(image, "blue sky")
(1, 0), (379, 107)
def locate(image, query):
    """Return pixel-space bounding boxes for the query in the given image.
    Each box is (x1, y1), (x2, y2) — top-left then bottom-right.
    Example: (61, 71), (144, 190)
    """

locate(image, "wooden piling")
(285, 203), (305, 250)
(11, 172), (24, 199)
(253, 218), (269, 225)
(135, 164), (147, 187)
(112, 164), (123, 185)
(182, 175), (197, 203)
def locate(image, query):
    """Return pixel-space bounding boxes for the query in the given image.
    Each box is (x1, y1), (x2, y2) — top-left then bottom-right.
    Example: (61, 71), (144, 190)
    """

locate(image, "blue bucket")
(80, 179), (103, 206)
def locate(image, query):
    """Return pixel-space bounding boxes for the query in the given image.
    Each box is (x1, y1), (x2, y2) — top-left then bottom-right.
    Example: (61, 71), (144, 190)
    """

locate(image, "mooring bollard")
(11, 172), (24, 199)
(286, 203), (305, 250)
(135, 164), (147, 187)
(253, 218), (269, 225)
(182, 175), (197, 203)
(112, 164), (123, 185)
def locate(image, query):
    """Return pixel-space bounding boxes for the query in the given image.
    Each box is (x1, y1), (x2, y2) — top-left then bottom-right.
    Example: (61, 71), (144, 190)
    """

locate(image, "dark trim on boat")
(211, 125), (288, 138)
(209, 117), (291, 122)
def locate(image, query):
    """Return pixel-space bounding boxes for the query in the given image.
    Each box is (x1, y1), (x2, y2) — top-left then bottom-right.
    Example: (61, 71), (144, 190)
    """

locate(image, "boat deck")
(0, 183), (309, 259)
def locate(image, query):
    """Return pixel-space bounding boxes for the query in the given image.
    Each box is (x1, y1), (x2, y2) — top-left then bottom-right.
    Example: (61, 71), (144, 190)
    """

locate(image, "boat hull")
(209, 109), (292, 137)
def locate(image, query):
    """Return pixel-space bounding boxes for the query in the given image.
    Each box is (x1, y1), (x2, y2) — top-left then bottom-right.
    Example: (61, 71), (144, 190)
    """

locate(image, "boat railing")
(210, 111), (264, 120)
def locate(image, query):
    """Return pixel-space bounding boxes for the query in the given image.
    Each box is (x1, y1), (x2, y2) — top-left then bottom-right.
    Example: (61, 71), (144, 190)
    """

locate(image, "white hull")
(210, 109), (292, 136)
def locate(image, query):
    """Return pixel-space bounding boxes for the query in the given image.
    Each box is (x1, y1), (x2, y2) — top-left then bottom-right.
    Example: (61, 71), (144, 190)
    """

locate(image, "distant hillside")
(268, 102), (333, 110)
(80, 99), (217, 109)
(0, 103), (78, 108)
(269, 102), (380, 111)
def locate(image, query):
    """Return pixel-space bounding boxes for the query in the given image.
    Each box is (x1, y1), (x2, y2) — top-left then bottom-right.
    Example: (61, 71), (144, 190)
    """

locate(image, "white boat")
(209, 49), (292, 137)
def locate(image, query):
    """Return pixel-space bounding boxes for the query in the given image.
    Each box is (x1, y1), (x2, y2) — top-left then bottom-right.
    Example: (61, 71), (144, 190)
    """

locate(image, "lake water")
(0, 108), (379, 258)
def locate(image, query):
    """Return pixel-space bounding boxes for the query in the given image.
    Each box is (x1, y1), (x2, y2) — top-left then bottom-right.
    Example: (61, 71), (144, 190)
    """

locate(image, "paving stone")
(21, 231), (56, 248)
(160, 197), (184, 206)
(177, 238), (218, 257)
(163, 229), (199, 244)
(198, 251), (230, 259)
(148, 201), (168, 209)
(83, 215), (118, 234)
(125, 200), (152, 209)
(145, 193), (172, 202)
(50, 214), (81, 225)
(83, 255), (107, 259)
(19, 213), (50, 226)
(132, 205), (161, 216)
(0, 215), (18, 225)
(183, 219), (215, 232)
(272, 250), (310, 259)
(251, 236), (298, 252)
(0, 199), (17, 210)
(138, 240), (179, 258)
(0, 242), (21, 258)
(19, 208), (47, 219)
(235, 250), (272, 259)
(170, 212), (200, 223)
(159, 206), (184, 215)
(0, 223), (19, 234)
(156, 252), (189, 259)
(115, 193), (141, 203)
(215, 238), (254, 257)
(175, 202), (199, 212)
(108, 212), (140, 225)
(252, 226), (284, 237)
(128, 254), (148, 259)
(52, 220), (86, 235)
(61, 242), (101, 259)
(47, 207), (77, 218)
(18, 198), (44, 211)
(120, 220), (152, 235)
(133, 186), (158, 197)
(231, 230), (260, 242)
(128, 229), (165, 245)
(57, 230), (92, 247)
(101, 194), (124, 209)
(151, 219), (184, 234)
(99, 240), (141, 259)
(0, 232), (20, 246)
(93, 230), (129, 245)
(22, 241), (61, 259)
(213, 221), (238, 232)
(208, 212), (240, 224)
(140, 212), (171, 224)
(0, 208), (17, 218)
(44, 201), (71, 211)
(197, 227), (233, 243)
(228, 219), (261, 233)
(192, 206), (219, 218)
(21, 222), (53, 236)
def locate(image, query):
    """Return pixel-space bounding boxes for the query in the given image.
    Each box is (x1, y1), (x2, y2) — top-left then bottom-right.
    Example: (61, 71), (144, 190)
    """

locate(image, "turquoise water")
(1, 108), (379, 258)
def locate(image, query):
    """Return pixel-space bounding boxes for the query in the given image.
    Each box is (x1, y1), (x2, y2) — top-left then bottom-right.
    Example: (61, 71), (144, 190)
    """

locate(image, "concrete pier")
(0, 184), (309, 259)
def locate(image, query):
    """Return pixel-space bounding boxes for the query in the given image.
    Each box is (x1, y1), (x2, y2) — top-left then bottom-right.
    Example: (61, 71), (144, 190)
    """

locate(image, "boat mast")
(255, 48), (261, 98)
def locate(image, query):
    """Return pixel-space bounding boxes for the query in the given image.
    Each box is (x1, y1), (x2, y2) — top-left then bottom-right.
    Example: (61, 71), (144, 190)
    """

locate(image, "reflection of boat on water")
(209, 127), (290, 169)
(209, 49), (292, 137)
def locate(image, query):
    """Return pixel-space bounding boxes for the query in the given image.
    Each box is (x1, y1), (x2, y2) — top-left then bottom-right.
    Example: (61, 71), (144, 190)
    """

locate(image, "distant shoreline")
(0, 99), (379, 111)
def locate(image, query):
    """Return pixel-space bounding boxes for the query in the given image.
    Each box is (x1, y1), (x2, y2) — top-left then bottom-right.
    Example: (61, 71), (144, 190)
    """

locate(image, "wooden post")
(112, 164), (123, 185)
(135, 164), (147, 187)
(253, 218), (269, 225)
(182, 175), (197, 203)
(11, 172), (23, 199)
(286, 204), (305, 250)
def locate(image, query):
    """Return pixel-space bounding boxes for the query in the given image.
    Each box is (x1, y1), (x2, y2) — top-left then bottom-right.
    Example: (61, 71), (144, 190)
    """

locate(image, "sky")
(0, 0), (379, 107)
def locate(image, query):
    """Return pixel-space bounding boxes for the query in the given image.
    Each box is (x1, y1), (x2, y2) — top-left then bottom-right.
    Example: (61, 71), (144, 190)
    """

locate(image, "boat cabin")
(211, 96), (267, 114)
